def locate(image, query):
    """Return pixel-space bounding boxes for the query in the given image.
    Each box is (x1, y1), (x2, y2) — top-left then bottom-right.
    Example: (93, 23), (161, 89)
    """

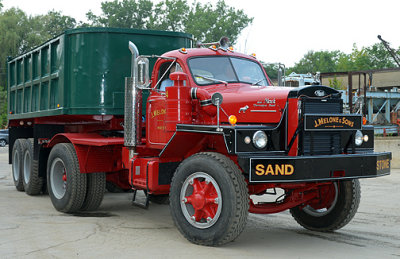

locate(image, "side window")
(158, 62), (183, 91)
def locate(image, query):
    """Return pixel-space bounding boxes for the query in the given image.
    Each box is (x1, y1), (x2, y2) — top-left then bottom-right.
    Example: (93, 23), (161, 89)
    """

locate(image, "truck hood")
(203, 84), (293, 124)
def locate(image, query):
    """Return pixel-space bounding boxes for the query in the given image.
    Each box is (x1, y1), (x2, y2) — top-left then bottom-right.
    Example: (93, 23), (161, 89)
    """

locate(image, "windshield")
(188, 56), (269, 86)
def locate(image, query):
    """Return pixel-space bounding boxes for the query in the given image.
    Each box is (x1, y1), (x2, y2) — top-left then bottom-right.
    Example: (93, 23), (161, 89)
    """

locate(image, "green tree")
(150, 0), (188, 31)
(328, 77), (346, 90)
(0, 87), (7, 128)
(262, 63), (279, 80)
(86, 0), (253, 44)
(86, 0), (153, 28)
(184, 0), (253, 43)
(290, 50), (342, 74)
(40, 10), (76, 37)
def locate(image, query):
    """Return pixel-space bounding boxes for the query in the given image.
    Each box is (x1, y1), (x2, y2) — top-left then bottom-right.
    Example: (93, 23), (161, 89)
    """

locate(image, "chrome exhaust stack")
(125, 41), (142, 158)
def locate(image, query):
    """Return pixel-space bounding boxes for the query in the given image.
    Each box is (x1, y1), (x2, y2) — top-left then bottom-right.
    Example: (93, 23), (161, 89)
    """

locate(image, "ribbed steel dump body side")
(8, 27), (193, 119)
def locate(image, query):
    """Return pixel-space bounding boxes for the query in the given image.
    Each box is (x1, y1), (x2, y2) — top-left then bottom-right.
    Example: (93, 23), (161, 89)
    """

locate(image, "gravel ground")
(0, 146), (399, 258)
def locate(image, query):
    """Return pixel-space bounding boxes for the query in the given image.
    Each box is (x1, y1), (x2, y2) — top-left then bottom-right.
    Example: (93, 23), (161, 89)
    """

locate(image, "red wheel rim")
(180, 172), (222, 229)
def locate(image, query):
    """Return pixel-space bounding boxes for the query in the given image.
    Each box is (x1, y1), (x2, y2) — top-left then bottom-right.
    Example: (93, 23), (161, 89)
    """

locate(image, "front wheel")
(170, 152), (249, 246)
(290, 179), (361, 231)
(0, 139), (6, 147)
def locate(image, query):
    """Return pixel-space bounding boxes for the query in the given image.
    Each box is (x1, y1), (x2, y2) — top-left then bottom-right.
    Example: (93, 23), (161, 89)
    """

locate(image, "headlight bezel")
(252, 130), (268, 149)
(355, 130), (363, 146)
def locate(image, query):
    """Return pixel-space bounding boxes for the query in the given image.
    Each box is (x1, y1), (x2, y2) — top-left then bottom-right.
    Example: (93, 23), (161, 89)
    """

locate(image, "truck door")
(147, 61), (175, 145)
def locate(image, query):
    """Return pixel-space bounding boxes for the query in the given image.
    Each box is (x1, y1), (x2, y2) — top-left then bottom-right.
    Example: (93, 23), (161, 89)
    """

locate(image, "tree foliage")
(284, 43), (400, 75)
(86, 0), (253, 44)
(86, 0), (153, 29)
(289, 50), (341, 74)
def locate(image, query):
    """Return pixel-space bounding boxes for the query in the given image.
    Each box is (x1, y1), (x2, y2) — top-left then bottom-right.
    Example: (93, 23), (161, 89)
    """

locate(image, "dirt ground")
(0, 146), (399, 258)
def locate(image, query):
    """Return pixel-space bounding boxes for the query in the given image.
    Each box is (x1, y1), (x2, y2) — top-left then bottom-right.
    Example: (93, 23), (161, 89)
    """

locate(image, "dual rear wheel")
(47, 143), (105, 213)
(12, 138), (42, 194)
(12, 140), (105, 213)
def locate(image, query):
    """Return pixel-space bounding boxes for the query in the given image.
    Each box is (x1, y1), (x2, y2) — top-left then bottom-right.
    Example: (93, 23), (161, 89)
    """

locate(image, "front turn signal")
(229, 115), (237, 126)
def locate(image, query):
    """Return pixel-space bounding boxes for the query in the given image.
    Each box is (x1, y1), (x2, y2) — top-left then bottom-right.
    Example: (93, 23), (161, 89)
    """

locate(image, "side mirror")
(136, 56), (149, 89)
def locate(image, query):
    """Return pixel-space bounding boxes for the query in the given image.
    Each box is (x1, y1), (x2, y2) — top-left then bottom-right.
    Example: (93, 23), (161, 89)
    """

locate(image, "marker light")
(228, 46), (234, 51)
(250, 53), (257, 58)
(228, 115), (237, 126)
(363, 117), (367, 125)
(244, 136), (251, 144)
(363, 135), (369, 142)
(179, 48), (187, 54)
(211, 45), (217, 50)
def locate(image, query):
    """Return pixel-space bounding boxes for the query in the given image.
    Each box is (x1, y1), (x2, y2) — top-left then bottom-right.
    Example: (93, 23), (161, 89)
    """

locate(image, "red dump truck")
(8, 28), (391, 246)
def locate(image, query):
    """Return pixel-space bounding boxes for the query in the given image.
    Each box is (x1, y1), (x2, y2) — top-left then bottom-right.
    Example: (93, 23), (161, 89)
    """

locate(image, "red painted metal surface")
(127, 156), (170, 194)
(47, 133), (124, 174)
(166, 73), (192, 132)
(9, 115), (123, 130)
(106, 170), (131, 190)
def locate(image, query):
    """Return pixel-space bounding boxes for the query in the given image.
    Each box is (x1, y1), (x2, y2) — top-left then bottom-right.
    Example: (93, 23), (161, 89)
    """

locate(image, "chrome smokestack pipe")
(125, 41), (141, 158)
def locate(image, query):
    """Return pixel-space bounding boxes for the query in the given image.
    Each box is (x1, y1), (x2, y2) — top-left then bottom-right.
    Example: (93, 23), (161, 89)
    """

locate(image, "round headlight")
(355, 130), (363, 146)
(253, 131), (267, 149)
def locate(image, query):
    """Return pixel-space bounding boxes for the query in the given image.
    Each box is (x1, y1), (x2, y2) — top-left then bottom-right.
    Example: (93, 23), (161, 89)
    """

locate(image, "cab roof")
(162, 47), (259, 62)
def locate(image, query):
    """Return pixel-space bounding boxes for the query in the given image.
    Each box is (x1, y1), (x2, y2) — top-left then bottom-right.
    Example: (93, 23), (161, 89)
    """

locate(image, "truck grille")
(301, 99), (342, 155)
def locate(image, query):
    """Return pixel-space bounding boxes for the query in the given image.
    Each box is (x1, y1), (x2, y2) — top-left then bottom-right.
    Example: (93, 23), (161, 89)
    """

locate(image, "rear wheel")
(170, 152), (249, 246)
(0, 139), (6, 147)
(12, 139), (25, 191)
(47, 143), (87, 213)
(290, 180), (361, 231)
(80, 172), (106, 211)
(22, 139), (43, 195)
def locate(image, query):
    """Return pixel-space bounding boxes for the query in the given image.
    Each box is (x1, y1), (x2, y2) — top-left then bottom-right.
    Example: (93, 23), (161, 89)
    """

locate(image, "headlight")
(253, 131), (267, 149)
(355, 130), (363, 146)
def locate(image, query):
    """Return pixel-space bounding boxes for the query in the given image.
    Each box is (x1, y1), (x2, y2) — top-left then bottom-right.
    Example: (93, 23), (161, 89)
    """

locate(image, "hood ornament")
(239, 105), (249, 113)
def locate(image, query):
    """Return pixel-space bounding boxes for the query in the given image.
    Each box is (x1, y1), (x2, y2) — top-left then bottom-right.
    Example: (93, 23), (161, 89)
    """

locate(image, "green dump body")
(7, 27), (193, 120)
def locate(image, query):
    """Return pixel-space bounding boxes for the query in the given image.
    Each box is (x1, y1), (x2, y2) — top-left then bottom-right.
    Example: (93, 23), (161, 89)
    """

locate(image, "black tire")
(170, 152), (249, 246)
(0, 139), (6, 147)
(12, 139), (25, 191)
(80, 172), (106, 211)
(22, 139), (43, 195)
(290, 180), (361, 231)
(47, 143), (87, 213)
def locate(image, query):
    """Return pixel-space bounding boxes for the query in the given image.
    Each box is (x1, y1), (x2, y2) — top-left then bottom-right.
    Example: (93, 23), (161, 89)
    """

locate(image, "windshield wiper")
(194, 74), (228, 85)
(252, 78), (267, 86)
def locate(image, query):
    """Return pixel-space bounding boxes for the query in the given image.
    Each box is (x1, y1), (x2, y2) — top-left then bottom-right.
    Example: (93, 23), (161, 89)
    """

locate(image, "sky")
(3, 0), (400, 67)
